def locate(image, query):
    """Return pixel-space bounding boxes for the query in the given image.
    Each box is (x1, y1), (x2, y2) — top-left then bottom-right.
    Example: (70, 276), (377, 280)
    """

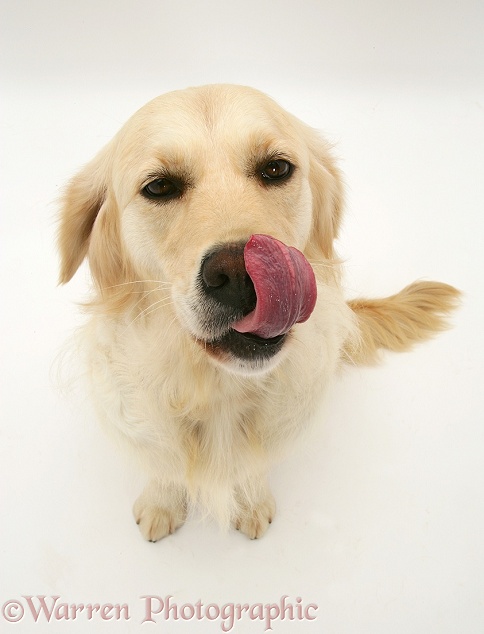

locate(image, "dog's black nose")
(200, 243), (256, 313)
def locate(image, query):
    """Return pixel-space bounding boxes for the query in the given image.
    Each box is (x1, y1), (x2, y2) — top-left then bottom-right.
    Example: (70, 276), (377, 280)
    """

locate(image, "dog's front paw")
(133, 482), (187, 542)
(133, 503), (185, 542)
(234, 492), (276, 540)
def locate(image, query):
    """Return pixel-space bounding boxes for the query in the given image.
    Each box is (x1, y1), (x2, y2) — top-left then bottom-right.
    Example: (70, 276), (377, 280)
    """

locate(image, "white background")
(1, 1), (483, 632)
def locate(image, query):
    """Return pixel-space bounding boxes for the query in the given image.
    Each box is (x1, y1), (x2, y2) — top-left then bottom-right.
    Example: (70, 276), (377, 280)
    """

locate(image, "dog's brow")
(139, 152), (195, 184)
(140, 167), (193, 190)
(246, 143), (294, 171)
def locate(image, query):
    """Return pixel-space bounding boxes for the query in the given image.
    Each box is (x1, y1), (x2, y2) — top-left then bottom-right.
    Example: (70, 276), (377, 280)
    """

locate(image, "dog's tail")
(344, 281), (461, 365)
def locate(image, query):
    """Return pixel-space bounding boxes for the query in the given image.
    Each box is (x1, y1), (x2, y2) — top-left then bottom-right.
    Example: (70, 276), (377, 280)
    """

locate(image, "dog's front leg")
(233, 477), (276, 540)
(133, 480), (187, 542)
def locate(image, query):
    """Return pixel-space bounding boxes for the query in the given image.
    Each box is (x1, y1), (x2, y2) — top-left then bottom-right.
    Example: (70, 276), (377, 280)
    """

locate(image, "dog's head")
(58, 85), (344, 374)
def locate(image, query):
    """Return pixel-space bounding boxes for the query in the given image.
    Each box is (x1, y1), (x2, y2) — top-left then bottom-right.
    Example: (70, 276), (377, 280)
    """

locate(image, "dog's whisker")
(307, 261), (338, 270)
(102, 280), (172, 290)
(121, 298), (175, 333)
(163, 313), (182, 337)
(131, 286), (172, 312)
(134, 298), (174, 322)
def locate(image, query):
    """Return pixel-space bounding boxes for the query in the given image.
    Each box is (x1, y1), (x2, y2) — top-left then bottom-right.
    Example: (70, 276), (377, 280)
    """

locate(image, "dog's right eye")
(142, 178), (182, 201)
(259, 159), (294, 184)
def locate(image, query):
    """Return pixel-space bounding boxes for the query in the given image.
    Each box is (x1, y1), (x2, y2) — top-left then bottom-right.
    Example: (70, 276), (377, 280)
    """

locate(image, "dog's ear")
(58, 143), (138, 310)
(57, 145), (112, 284)
(305, 130), (344, 261)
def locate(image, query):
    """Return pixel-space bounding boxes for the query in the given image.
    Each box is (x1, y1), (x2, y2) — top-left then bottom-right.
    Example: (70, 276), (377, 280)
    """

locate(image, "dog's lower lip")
(194, 328), (287, 364)
(231, 329), (286, 345)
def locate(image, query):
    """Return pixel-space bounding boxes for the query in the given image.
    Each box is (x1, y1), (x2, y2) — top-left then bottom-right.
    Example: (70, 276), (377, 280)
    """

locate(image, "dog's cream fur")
(58, 85), (459, 540)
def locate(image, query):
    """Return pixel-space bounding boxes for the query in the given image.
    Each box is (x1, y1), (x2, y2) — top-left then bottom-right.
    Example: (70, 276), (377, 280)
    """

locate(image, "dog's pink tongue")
(233, 234), (317, 339)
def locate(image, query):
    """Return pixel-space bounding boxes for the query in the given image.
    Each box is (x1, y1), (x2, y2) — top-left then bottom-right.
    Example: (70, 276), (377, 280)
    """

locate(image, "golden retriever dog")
(58, 84), (459, 541)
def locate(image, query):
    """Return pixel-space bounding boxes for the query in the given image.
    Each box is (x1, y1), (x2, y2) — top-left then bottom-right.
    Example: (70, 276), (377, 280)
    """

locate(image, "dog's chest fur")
(82, 293), (349, 506)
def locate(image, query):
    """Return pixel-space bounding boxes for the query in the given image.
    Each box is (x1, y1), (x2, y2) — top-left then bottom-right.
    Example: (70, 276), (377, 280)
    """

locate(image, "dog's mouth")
(192, 233), (316, 369)
(205, 328), (288, 360)
(198, 328), (288, 366)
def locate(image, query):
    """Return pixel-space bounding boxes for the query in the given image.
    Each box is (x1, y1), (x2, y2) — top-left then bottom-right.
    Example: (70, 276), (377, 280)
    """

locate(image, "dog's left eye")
(142, 178), (182, 201)
(260, 159), (293, 183)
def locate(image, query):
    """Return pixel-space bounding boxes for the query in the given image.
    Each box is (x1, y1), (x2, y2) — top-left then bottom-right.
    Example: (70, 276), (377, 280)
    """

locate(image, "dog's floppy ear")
(305, 130), (344, 261)
(58, 143), (138, 310)
(57, 145), (112, 284)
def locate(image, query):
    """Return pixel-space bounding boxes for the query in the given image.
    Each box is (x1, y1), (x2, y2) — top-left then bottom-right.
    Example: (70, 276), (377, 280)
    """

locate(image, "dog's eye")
(260, 159), (293, 183)
(142, 178), (182, 201)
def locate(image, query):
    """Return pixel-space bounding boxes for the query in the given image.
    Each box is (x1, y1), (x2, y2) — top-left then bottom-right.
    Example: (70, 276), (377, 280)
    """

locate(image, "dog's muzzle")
(195, 235), (316, 368)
